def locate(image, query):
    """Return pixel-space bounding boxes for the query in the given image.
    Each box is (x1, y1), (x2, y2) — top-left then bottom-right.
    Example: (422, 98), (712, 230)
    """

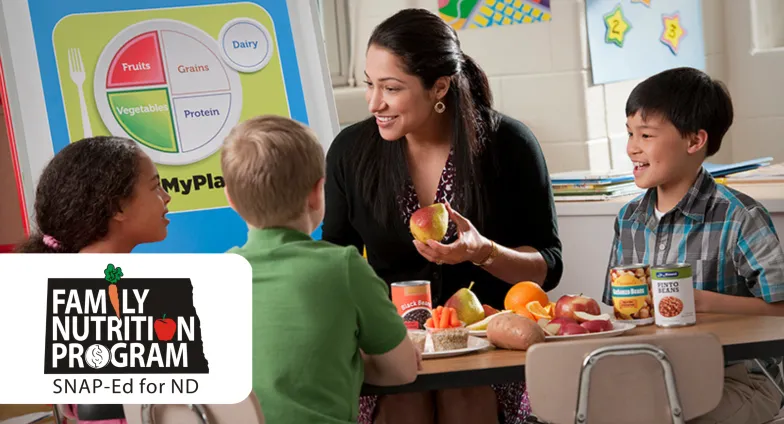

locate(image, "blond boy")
(222, 115), (419, 424)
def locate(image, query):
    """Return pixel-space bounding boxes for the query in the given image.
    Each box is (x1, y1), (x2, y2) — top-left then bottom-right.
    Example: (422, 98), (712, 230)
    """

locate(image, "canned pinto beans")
(610, 264), (654, 325)
(391, 280), (433, 330)
(651, 264), (696, 327)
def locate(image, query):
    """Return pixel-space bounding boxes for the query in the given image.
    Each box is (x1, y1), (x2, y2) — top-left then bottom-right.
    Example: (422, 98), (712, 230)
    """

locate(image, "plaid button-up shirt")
(602, 167), (784, 378)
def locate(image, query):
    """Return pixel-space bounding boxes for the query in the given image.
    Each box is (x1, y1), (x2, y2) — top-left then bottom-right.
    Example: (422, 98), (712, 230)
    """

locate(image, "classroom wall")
(332, 0), (741, 173)
(724, 0), (784, 164)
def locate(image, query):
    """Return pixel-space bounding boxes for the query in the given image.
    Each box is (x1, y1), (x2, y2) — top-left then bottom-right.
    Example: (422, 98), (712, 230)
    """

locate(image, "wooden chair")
(122, 392), (264, 424)
(525, 332), (725, 423)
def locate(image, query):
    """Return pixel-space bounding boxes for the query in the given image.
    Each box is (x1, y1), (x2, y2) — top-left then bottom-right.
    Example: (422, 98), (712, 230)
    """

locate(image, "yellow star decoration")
(603, 4), (631, 48)
(660, 12), (686, 54)
(631, 0), (651, 7)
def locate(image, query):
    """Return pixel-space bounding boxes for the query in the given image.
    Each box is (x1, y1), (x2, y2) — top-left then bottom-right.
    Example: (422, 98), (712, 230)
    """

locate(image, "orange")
(505, 281), (549, 316)
(526, 301), (554, 320)
(516, 308), (536, 322)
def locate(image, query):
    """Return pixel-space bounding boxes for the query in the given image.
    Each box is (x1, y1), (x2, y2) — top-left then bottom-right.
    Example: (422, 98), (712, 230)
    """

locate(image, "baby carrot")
(433, 308), (441, 326)
(449, 308), (460, 328)
(439, 307), (450, 329)
(425, 317), (434, 329)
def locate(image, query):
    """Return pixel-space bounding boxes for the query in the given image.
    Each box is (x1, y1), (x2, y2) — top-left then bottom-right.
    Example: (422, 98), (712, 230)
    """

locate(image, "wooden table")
(362, 313), (784, 395)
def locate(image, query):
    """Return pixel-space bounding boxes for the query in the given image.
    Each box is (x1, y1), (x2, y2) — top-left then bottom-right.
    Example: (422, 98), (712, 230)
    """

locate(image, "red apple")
(539, 317), (578, 336)
(549, 316), (578, 326)
(554, 294), (601, 323)
(154, 314), (177, 341)
(581, 320), (613, 333)
(558, 322), (589, 336)
(483, 304), (500, 317)
(574, 311), (613, 333)
(410, 203), (448, 243)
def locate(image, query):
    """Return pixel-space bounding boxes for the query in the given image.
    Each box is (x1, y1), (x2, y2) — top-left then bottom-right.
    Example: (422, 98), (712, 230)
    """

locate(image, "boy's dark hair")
(626, 67), (734, 157)
(15, 136), (142, 253)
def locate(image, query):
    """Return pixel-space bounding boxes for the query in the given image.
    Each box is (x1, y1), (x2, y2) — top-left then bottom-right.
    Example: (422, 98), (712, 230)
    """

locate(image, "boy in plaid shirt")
(603, 67), (784, 424)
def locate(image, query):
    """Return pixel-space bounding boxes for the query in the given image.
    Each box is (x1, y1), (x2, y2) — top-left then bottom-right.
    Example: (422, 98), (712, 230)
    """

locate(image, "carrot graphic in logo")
(104, 264), (123, 318)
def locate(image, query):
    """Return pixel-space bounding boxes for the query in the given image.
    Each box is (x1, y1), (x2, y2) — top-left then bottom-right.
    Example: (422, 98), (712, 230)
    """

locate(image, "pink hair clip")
(43, 234), (61, 249)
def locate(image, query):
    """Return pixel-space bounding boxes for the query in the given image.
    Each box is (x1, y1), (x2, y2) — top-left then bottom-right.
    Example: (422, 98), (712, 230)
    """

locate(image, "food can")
(610, 264), (654, 325)
(391, 280), (433, 330)
(651, 264), (696, 327)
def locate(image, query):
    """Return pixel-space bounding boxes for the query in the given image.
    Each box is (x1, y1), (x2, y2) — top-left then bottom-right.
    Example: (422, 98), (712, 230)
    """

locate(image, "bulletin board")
(438, 0), (552, 30)
(0, 0), (339, 252)
(585, 0), (706, 85)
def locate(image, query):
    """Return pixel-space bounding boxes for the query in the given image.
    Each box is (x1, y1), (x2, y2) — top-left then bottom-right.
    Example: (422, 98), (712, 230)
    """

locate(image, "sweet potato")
(487, 313), (545, 351)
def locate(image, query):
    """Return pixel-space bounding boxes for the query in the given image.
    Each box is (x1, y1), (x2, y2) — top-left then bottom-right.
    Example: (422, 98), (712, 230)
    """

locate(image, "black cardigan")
(322, 113), (563, 309)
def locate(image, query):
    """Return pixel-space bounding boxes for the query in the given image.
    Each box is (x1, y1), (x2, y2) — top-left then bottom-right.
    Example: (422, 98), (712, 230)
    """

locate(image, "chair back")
(53, 404), (76, 422)
(122, 391), (264, 424)
(525, 332), (724, 423)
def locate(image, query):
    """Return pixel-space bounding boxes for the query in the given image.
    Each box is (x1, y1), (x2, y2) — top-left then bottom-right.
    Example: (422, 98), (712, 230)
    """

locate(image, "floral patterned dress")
(357, 149), (532, 423)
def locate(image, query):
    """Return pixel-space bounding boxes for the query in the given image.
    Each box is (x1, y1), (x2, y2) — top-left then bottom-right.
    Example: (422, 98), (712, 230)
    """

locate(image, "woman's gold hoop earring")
(434, 101), (446, 114)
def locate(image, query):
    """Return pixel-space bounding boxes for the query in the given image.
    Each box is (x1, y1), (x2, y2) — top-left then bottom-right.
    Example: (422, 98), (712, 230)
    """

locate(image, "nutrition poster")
(16, 0), (336, 252)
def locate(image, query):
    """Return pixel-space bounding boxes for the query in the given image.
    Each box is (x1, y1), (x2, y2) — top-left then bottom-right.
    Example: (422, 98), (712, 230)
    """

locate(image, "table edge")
(362, 340), (784, 395)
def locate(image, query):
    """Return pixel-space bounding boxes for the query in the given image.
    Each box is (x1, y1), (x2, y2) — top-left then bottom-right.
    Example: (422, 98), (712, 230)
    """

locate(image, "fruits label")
(651, 264), (696, 327)
(610, 264), (654, 325)
(391, 281), (433, 330)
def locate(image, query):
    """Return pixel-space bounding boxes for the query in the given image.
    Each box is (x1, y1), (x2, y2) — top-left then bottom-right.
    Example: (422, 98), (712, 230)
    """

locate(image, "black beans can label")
(651, 264), (696, 327)
(391, 280), (432, 330)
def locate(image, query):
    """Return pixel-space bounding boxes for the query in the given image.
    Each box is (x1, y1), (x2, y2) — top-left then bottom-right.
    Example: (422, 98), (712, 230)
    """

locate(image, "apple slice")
(536, 318), (561, 336)
(573, 311), (612, 322)
(558, 323), (589, 336)
(548, 316), (578, 327)
(543, 323), (561, 336)
(580, 319), (613, 333)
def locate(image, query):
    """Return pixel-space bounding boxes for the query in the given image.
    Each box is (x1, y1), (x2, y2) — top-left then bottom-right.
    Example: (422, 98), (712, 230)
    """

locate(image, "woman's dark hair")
(354, 8), (498, 228)
(16, 136), (143, 253)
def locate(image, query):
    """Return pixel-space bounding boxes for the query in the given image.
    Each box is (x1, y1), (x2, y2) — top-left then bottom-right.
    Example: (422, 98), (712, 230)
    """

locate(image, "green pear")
(410, 203), (448, 243)
(444, 281), (485, 325)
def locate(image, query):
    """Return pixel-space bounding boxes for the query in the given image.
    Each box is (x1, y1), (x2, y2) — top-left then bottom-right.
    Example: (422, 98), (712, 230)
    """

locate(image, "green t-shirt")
(227, 227), (407, 424)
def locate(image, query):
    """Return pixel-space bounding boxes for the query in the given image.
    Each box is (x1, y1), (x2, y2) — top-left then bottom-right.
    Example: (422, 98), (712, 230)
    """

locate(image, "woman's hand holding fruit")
(412, 202), (491, 266)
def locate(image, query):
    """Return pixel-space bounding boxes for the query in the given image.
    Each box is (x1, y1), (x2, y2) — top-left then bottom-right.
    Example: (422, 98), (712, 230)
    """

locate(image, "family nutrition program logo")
(44, 264), (209, 374)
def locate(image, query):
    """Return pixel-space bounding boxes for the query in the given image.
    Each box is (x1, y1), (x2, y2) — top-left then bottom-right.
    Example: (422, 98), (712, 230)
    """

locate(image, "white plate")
(544, 321), (637, 341)
(469, 330), (487, 338)
(422, 335), (492, 359)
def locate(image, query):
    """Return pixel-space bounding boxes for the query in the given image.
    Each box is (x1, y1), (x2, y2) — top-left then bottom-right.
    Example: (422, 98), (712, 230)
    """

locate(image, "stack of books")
(550, 157), (775, 202)
(722, 162), (784, 185)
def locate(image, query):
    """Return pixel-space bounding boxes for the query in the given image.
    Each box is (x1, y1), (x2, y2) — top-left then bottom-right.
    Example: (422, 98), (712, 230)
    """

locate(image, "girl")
(17, 136), (171, 424)
(17, 136), (171, 254)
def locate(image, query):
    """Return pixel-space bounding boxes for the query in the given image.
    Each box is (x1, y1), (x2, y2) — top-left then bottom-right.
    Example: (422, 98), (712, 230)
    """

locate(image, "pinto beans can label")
(391, 280), (433, 330)
(651, 264), (696, 327)
(610, 264), (654, 325)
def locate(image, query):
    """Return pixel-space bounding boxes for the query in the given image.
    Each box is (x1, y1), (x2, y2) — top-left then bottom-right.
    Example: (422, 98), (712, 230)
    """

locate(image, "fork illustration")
(68, 47), (92, 138)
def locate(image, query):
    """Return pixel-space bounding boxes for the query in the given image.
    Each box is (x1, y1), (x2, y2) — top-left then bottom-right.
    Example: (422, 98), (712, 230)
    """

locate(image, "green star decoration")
(603, 4), (632, 48)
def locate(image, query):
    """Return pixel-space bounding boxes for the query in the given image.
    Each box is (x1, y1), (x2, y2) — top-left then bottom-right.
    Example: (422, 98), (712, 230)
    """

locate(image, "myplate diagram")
(93, 20), (245, 166)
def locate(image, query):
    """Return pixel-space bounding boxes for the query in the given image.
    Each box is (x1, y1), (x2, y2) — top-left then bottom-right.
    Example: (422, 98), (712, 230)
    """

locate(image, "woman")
(322, 8), (563, 424)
